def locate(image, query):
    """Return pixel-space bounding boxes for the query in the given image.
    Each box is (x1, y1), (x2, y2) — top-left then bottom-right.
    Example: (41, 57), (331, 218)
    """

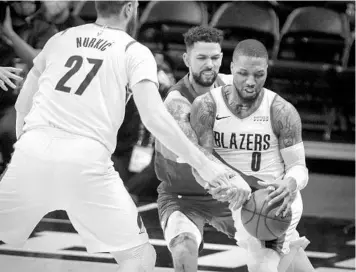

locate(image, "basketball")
(241, 188), (292, 241)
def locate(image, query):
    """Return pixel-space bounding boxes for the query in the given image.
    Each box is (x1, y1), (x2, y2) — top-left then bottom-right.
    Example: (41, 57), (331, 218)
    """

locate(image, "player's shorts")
(232, 191), (309, 256)
(0, 128), (148, 253)
(157, 192), (235, 251)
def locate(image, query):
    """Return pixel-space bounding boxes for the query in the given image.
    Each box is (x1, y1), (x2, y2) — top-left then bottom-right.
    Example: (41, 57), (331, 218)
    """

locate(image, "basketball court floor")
(0, 142), (355, 272)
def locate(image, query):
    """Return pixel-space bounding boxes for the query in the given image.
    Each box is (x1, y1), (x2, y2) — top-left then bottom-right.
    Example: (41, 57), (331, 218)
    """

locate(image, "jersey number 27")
(55, 55), (103, 95)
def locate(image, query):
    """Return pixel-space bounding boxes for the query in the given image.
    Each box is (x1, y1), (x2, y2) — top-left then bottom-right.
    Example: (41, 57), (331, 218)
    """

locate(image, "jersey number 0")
(55, 55), (103, 95)
(251, 151), (261, 172)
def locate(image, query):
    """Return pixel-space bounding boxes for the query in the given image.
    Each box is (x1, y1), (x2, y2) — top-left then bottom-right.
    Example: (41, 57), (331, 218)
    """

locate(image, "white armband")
(280, 142), (309, 191)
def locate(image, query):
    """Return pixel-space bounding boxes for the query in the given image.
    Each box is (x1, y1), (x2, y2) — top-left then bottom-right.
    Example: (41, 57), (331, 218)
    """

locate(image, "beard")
(234, 81), (263, 102)
(192, 70), (217, 87)
(126, 13), (138, 38)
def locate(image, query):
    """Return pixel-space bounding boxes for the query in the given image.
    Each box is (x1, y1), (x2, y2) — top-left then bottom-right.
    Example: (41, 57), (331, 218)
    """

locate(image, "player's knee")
(111, 242), (156, 272)
(169, 232), (199, 261)
(247, 248), (280, 272)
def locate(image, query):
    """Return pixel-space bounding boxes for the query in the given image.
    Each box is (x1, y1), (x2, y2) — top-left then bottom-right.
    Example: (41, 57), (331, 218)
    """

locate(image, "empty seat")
(275, 6), (350, 65)
(138, 0), (209, 76)
(210, 1), (279, 73)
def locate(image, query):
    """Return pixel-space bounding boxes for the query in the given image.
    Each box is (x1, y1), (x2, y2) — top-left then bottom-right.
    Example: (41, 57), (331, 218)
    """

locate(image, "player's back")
(24, 24), (135, 153)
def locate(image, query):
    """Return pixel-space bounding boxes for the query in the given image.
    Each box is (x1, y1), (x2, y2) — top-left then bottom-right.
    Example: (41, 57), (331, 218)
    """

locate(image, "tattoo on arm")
(190, 93), (216, 152)
(164, 94), (198, 144)
(271, 95), (302, 149)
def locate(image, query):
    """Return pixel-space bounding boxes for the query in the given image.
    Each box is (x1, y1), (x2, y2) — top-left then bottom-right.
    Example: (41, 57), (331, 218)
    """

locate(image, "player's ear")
(230, 61), (235, 75)
(183, 52), (190, 68)
(124, 2), (133, 19)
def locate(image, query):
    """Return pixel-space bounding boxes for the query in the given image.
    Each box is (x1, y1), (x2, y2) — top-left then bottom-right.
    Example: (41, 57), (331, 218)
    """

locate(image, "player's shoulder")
(271, 93), (296, 112)
(217, 73), (233, 85)
(192, 90), (216, 111)
(270, 92), (301, 123)
(164, 90), (190, 107)
(125, 39), (152, 55)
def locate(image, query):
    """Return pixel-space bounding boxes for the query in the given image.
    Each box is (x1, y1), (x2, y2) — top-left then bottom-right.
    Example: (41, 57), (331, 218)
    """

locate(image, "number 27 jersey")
(210, 86), (284, 183)
(21, 24), (158, 153)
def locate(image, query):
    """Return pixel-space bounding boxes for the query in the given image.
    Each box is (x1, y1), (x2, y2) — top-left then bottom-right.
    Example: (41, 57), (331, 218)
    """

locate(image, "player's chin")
(201, 78), (216, 87)
(241, 90), (257, 100)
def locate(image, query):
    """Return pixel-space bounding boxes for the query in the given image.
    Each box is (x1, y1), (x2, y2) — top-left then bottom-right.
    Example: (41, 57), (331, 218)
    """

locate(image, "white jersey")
(21, 23), (158, 153)
(210, 87), (285, 183)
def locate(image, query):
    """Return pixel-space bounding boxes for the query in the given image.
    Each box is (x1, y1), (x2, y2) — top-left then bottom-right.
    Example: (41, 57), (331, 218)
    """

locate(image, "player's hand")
(196, 160), (233, 188)
(258, 177), (297, 217)
(205, 171), (251, 211)
(0, 66), (23, 91)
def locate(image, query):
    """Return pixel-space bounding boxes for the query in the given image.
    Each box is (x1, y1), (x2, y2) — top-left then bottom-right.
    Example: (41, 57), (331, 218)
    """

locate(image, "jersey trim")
(125, 40), (137, 52)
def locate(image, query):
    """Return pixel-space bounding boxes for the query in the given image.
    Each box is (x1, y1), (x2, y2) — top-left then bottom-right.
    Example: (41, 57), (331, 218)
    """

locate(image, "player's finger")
(257, 180), (276, 188)
(218, 188), (236, 202)
(6, 71), (23, 82)
(268, 190), (287, 206)
(230, 191), (245, 211)
(266, 186), (283, 201)
(3, 78), (16, 89)
(4, 67), (22, 73)
(275, 197), (289, 217)
(209, 185), (229, 195)
(227, 188), (240, 204)
(0, 80), (7, 91)
(209, 187), (230, 202)
(282, 202), (292, 218)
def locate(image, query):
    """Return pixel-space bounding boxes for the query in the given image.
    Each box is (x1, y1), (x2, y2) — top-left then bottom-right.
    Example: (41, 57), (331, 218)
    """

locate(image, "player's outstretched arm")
(132, 80), (231, 187)
(259, 95), (309, 217)
(190, 92), (251, 209)
(162, 91), (232, 186)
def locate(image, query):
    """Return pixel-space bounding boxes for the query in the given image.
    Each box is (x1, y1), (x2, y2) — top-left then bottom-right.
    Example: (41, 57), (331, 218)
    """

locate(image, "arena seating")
(74, 0), (355, 142)
(209, 1), (279, 73)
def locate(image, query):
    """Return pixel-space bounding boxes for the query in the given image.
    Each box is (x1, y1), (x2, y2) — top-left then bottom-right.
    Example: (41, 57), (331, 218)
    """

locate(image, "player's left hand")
(258, 177), (297, 217)
(205, 172), (251, 211)
(0, 66), (23, 91)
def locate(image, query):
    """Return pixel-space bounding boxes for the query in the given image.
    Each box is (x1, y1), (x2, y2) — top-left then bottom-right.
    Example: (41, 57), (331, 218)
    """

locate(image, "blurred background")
(0, 1), (354, 271)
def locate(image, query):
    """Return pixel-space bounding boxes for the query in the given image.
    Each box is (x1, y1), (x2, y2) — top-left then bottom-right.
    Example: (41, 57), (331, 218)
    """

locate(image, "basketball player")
(0, 66), (23, 91)
(0, 2), (238, 271)
(155, 26), (251, 272)
(190, 39), (315, 272)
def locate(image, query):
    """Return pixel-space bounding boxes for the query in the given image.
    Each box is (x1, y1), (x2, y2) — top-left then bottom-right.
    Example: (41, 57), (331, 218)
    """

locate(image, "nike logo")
(216, 115), (230, 120)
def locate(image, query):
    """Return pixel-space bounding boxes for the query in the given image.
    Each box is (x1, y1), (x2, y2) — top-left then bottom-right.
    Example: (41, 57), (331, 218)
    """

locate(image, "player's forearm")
(280, 142), (309, 191)
(174, 121), (232, 184)
(191, 144), (233, 184)
(7, 31), (40, 68)
(140, 105), (211, 171)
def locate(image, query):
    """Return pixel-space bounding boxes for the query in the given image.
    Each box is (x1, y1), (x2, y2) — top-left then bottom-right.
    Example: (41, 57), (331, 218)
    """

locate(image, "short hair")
(95, 1), (132, 17)
(233, 39), (269, 61)
(183, 26), (224, 50)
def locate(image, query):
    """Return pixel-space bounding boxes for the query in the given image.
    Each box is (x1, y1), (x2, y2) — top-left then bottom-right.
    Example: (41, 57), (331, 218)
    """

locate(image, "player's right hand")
(205, 170), (251, 210)
(196, 160), (233, 188)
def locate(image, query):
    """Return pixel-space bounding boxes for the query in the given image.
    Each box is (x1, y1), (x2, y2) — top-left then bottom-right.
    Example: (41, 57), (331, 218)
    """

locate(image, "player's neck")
(189, 74), (214, 96)
(95, 18), (126, 32)
(227, 86), (265, 118)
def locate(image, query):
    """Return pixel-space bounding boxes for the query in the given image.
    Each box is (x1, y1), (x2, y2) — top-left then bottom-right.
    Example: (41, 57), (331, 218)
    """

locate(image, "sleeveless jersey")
(155, 73), (232, 195)
(21, 24), (158, 153)
(210, 87), (285, 184)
